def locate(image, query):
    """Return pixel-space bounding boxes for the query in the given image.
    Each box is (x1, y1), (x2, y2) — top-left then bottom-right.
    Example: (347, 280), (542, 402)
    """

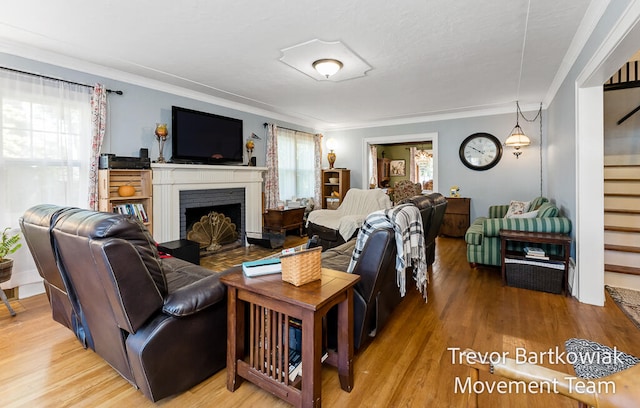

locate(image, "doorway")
(362, 133), (439, 193)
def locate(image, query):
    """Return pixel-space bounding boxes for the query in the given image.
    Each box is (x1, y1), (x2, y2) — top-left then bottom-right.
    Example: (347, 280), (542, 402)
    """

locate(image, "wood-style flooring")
(1, 236), (638, 407)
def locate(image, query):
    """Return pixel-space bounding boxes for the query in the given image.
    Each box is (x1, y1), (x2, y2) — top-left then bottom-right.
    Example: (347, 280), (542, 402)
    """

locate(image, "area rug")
(605, 285), (640, 330)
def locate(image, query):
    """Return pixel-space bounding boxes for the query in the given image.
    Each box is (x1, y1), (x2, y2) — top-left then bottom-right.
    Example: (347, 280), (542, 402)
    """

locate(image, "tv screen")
(171, 106), (243, 164)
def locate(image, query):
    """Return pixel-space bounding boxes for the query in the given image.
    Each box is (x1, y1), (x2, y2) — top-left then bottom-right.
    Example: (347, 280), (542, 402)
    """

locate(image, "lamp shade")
(505, 125), (531, 148)
(313, 59), (343, 78)
(326, 138), (337, 151)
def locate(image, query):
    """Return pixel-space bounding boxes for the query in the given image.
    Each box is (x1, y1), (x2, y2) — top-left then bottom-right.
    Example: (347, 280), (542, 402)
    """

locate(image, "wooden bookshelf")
(98, 169), (153, 234)
(321, 169), (350, 209)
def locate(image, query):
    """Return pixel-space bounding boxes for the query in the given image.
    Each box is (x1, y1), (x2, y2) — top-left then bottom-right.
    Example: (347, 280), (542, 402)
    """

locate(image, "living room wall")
(325, 111), (546, 221)
(0, 53), (314, 167)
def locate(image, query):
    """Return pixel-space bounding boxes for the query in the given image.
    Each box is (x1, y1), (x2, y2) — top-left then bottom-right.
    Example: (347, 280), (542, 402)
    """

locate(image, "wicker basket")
(281, 246), (322, 286)
(326, 198), (340, 210)
(505, 261), (563, 294)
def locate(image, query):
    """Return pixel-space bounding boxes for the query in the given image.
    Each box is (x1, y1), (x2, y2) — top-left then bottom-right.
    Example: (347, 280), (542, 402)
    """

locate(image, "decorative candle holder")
(155, 123), (169, 163)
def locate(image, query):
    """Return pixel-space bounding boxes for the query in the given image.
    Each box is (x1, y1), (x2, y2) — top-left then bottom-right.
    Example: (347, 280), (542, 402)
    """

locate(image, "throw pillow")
(536, 202), (558, 218)
(504, 200), (530, 218)
(509, 210), (539, 219)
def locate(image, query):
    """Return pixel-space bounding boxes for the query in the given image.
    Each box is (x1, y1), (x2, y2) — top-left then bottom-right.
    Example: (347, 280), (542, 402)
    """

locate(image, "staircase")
(604, 164), (640, 277)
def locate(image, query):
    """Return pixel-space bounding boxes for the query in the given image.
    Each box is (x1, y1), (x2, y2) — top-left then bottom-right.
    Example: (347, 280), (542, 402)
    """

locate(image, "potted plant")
(0, 227), (22, 283)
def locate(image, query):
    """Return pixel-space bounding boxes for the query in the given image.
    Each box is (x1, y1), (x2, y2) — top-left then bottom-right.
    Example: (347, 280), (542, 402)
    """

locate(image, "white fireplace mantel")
(151, 163), (267, 243)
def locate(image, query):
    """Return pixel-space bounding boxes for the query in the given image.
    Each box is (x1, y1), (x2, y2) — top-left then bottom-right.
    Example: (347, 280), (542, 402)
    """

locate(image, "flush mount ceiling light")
(312, 59), (343, 78)
(280, 39), (371, 82)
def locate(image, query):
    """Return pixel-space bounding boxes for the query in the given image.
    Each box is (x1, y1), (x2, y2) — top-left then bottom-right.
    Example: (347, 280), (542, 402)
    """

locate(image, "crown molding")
(544, 0), (610, 105)
(0, 39), (324, 131)
(0, 39), (546, 133)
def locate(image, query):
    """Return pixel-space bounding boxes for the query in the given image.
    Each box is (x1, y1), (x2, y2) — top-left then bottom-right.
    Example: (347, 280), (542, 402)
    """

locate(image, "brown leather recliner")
(20, 205), (228, 402)
(19, 205), (92, 348)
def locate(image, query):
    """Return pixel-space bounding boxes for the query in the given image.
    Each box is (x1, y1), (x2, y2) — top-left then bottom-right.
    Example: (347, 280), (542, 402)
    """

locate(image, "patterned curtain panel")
(265, 124), (280, 210)
(409, 146), (417, 183)
(314, 134), (322, 206)
(369, 144), (378, 187)
(88, 84), (107, 210)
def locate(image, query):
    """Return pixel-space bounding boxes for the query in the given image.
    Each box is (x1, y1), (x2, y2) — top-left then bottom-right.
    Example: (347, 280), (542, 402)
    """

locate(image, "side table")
(157, 239), (200, 265)
(499, 230), (571, 296)
(264, 207), (306, 236)
(221, 268), (360, 408)
(440, 197), (470, 237)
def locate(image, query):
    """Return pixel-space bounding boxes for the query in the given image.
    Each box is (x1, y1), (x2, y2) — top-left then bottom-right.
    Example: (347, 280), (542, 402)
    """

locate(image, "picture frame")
(390, 159), (406, 176)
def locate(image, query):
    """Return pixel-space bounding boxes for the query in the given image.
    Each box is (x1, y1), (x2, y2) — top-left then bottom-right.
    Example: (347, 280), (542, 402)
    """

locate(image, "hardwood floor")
(1, 236), (638, 407)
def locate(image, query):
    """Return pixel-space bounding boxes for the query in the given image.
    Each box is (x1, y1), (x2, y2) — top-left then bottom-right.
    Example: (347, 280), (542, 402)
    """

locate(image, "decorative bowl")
(329, 177), (339, 184)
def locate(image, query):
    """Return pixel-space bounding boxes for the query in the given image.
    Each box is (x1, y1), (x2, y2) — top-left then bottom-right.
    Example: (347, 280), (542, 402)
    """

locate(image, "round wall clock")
(459, 132), (503, 171)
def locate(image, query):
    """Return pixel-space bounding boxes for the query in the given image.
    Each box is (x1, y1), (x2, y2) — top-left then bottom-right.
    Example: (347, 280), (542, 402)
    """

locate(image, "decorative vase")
(327, 151), (336, 169)
(246, 140), (255, 166)
(155, 123), (169, 163)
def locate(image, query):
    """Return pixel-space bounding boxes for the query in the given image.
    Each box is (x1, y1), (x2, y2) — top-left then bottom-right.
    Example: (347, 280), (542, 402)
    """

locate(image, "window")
(276, 129), (316, 201)
(1, 70), (91, 287)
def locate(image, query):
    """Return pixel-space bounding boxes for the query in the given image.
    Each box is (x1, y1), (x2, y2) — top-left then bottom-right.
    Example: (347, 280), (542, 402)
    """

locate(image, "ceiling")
(0, 0), (595, 130)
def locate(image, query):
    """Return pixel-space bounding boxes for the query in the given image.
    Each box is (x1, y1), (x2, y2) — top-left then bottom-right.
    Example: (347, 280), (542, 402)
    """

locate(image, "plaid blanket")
(347, 203), (428, 301)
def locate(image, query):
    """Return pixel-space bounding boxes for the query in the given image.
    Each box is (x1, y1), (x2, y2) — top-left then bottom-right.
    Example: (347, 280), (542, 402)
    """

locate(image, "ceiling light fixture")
(505, 101), (532, 158)
(312, 59), (343, 78)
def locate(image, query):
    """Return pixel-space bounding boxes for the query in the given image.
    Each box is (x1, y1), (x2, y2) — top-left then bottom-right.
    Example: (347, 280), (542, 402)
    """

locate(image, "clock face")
(459, 133), (503, 171)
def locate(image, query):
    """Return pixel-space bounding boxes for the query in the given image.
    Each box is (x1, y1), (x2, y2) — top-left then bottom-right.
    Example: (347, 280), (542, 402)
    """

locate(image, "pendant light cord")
(516, 101), (544, 197)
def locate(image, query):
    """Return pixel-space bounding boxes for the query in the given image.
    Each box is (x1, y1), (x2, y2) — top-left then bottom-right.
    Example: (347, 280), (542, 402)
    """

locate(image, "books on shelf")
(242, 257), (282, 277)
(523, 246), (549, 260)
(286, 319), (328, 381)
(523, 246), (545, 256)
(113, 203), (148, 223)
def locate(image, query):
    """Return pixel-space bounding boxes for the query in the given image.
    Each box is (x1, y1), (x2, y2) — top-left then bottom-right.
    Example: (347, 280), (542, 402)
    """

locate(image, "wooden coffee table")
(221, 268), (359, 408)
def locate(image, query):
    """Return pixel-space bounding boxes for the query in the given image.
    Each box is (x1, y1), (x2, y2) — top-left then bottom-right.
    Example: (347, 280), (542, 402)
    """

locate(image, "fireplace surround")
(151, 163), (266, 244)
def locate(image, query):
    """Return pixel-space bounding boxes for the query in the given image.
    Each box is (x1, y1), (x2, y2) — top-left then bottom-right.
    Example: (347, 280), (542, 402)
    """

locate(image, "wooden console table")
(263, 207), (305, 236)
(499, 230), (571, 296)
(221, 268), (360, 407)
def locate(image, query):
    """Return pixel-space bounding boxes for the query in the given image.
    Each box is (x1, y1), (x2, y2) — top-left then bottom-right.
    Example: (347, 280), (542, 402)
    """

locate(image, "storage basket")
(505, 260), (564, 294)
(326, 198), (340, 210)
(281, 246), (322, 286)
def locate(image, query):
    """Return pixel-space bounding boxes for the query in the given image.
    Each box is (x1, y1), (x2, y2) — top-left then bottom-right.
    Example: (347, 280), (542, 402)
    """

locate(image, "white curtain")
(0, 69), (91, 289)
(277, 128), (316, 202)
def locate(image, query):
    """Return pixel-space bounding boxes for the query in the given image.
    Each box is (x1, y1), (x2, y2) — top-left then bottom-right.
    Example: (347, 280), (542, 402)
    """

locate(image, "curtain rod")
(1, 66), (123, 95)
(263, 122), (304, 133)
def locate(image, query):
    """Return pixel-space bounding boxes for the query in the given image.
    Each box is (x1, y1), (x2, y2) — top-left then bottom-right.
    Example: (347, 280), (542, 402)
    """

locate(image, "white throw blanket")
(306, 189), (392, 241)
(347, 204), (428, 301)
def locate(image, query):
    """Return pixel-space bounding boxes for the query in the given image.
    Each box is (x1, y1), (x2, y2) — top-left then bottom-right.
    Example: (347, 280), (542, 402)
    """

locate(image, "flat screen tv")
(171, 106), (243, 165)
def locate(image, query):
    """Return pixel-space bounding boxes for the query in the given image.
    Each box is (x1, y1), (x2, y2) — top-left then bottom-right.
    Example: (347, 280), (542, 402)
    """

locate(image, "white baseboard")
(18, 282), (45, 299)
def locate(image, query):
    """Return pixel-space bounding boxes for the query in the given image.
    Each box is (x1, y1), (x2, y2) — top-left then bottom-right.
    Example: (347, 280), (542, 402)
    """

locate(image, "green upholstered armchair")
(465, 197), (572, 267)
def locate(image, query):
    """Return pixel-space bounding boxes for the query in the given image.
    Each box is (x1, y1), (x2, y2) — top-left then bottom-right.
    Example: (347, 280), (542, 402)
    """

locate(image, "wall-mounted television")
(171, 106), (243, 165)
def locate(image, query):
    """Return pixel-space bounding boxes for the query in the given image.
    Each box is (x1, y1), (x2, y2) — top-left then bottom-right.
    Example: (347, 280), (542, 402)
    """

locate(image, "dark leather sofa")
(398, 192), (448, 265)
(321, 228), (403, 351)
(321, 192), (446, 351)
(20, 204), (228, 402)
